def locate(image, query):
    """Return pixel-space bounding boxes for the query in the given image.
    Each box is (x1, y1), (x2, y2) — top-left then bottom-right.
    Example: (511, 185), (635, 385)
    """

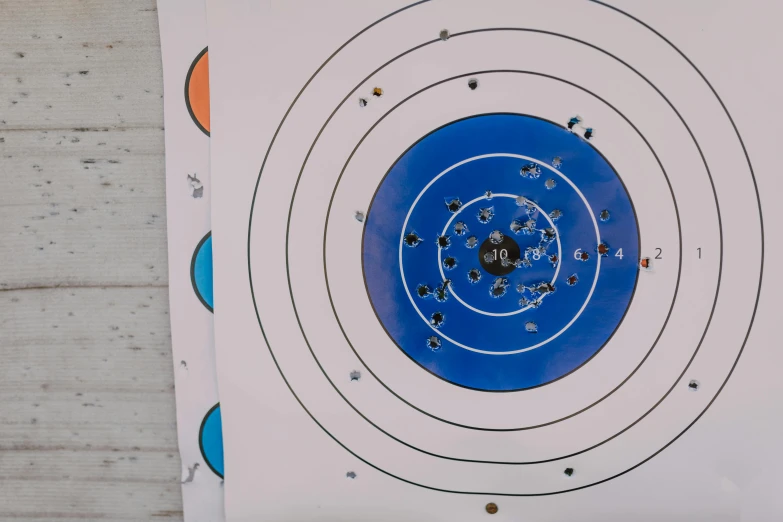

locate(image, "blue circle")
(363, 114), (639, 391)
(191, 233), (214, 312)
(199, 403), (224, 478)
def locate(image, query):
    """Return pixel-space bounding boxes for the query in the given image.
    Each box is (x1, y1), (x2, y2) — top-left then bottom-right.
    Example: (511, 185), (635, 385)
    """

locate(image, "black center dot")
(478, 235), (521, 276)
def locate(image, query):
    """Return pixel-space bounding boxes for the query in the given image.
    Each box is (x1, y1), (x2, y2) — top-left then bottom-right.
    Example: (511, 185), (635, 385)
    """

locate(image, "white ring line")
(436, 193), (562, 317)
(397, 153), (602, 355)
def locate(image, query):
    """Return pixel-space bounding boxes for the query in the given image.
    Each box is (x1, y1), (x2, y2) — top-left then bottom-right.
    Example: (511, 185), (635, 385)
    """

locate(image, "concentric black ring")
(247, 0), (763, 496)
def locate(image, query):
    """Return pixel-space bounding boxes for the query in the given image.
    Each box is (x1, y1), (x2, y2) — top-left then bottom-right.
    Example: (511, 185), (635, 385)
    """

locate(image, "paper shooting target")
(245, 0), (764, 499)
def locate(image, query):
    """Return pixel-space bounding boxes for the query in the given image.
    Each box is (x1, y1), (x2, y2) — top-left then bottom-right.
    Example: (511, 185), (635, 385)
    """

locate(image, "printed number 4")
(614, 248), (623, 260)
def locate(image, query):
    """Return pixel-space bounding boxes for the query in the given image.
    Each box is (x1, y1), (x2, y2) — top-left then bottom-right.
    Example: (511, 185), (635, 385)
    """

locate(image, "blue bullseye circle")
(363, 114), (639, 391)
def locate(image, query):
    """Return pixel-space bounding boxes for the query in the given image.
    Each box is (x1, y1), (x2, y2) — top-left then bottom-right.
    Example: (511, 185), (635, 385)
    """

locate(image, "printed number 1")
(697, 247), (701, 259)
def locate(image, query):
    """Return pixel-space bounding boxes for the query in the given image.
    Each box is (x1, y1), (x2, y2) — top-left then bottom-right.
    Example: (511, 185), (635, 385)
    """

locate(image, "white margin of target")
(400, 155), (599, 353)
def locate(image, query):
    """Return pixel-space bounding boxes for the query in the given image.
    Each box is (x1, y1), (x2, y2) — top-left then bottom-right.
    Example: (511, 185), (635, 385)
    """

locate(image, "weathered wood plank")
(0, 127), (168, 290)
(0, 0), (181, 518)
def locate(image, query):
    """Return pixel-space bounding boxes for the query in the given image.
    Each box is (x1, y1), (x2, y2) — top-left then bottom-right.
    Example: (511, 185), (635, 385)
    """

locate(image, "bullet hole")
(519, 163), (541, 179)
(446, 198), (462, 213)
(549, 254), (559, 267)
(187, 174), (203, 198)
(525, 201), (538, 217)
(416, 284), (432, 298)
(599, 209), (610, 222)
(467, 268), (482, 284)
(522, 220), (537, 235)
(529, 299), (542, 308)
(536, 282), (556, 294)
(518, 297), (529, 307)
(515, 195), (528, 207)
(583, 127), (594, 140)
(349, 370), (361, 382)
(434, 280), (450, 302)
(688, 379), (700, 391)
(519, 258), (532, 268)
(465, 236), (478, 249)
(545, 178), (557, 190)
(541, 228), (557, 243)
(490, 278), (509, 298)
(525, 321), (538, 333)
(552, 156), (562, 168)
(483, 252), (496, 263)
(510, 220), (523, 234)
(549, 209), (563, 221)
(485, 503), (499, 515)
(354, 211), (365, 222)
(468, 78), (479, 90)
(437, 235), (451, 249)
(439, 29), (450, 41)
(358, 98), (368, 108)
(443, 257), (457, 270)
(477, 207), (494, 224)
(404, 232), (423, 247)
(567, 115), (582, 129)
(566, 274), (579, 286)
(346, 471), (357, 479)
(640, 257), (652, 270)
(564, 467), (574, 477)
(372, 87), (383, 97)
(485, 190), (493, 199)
(578, 251), (590, 262)
(427, 336), (442, 351)
(454, 221), (468, 235)
(597, 243), (610, 256)
(430, 311), (445, 328)
(489, 230), (504, 244)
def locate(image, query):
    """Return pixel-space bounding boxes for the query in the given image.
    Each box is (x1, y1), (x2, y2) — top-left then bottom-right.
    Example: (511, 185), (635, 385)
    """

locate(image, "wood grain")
(0, 0), (182, 519)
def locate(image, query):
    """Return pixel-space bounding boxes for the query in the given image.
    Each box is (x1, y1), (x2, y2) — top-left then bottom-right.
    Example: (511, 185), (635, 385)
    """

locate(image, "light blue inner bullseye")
(363, 114), (639, 391)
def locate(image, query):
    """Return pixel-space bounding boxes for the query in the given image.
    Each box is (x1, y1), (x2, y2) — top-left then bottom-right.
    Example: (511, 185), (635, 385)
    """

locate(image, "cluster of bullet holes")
(358, 87), (384, 108)
(519, 163), (541, 179)
(567, 115), (595, 140)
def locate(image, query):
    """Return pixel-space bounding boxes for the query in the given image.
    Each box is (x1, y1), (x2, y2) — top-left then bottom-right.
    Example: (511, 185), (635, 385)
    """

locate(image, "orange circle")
(185, 48), (210, 135)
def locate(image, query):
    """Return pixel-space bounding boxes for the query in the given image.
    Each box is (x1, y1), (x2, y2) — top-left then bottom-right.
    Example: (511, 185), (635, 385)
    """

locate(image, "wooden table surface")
(0, 0), (184, 519)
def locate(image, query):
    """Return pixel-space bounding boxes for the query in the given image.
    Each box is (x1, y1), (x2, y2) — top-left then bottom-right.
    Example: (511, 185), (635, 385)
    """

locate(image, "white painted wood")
(0, 0), (182, 519)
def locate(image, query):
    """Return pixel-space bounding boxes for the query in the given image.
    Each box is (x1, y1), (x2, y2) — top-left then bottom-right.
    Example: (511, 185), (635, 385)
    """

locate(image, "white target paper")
(158, 1), (224, 519)
(206, 1), (782, 520)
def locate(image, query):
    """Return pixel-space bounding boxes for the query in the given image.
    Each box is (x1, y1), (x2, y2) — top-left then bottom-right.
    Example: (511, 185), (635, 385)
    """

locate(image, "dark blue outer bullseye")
(363, 114), (639, 391)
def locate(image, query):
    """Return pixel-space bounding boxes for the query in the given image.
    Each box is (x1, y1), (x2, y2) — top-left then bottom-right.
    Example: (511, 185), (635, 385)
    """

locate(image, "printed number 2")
(655, 248), (662, 259)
